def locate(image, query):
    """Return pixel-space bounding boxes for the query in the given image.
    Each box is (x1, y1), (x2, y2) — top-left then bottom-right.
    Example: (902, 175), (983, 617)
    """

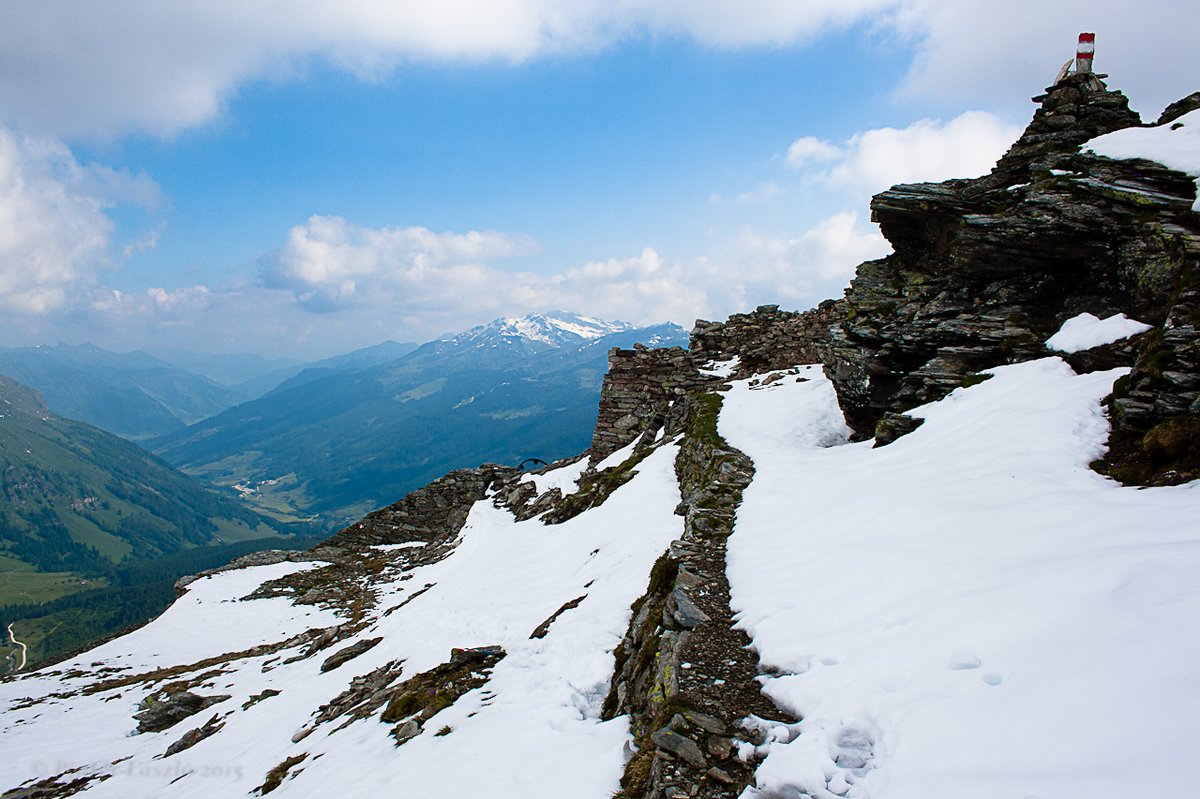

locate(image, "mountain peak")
(452, 311), (637, 349)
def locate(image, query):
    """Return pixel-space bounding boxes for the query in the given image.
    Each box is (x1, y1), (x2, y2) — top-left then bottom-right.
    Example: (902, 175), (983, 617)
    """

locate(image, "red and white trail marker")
(1076, 32), (1095, 74)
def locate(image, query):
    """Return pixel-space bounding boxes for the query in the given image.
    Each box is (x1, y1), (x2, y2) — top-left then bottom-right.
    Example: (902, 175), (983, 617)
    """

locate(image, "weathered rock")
(392, 719), (421, 744)
(686, 76), (1199, 480)
(529, 595), (587, 639)
(161, 713), (224, 758)
(681, 711), (727, 736)
(320, 637), (382, 672)
(603, 393), (794, 799)
(590, 346), (712, 460)
(379, 646), (505, 746)
(133, 691), (230, 734)
(650, 728), (707, 769)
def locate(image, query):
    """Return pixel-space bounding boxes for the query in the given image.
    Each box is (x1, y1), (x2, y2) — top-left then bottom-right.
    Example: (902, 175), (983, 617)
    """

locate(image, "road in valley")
(6, 622), (27, 671)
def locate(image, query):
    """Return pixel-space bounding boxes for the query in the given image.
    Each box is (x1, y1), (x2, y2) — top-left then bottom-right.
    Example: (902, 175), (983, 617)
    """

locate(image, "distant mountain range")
(0, 344), (245, 440)
(152, 312), (687, 528)
(253, 340), (420, 398)
(0, 340), (422, 441)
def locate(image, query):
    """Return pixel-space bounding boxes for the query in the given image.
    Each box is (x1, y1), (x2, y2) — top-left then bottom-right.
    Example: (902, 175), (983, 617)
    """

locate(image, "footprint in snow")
(948, 649), (981, 670)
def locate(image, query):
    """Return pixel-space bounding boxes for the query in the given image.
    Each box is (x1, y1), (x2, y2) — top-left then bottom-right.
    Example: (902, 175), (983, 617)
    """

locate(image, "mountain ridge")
(0, 343), (245, 440)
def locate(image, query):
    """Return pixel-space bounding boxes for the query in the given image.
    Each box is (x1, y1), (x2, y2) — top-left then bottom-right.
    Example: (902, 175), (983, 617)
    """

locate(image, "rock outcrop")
(590, 345), (709, 461)
(8, 71), (1194, 799)
(686, 73), (1199, 482)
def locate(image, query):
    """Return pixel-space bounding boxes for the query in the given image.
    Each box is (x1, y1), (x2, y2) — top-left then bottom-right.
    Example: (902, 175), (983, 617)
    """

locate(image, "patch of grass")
(1143, 417), (1200, 464)
(379, 647), (505, 738)
(1092, 414), (1200, 486)
(0, 571), (102, 607)
(618, 744), (655, 798)
(689, 393), (724, 448)
(257, 754), (307, 795)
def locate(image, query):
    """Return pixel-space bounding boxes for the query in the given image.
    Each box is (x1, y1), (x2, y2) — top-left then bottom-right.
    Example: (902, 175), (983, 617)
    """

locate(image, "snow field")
(721, 358), (1200, 798)
(0, 561), (341, 795)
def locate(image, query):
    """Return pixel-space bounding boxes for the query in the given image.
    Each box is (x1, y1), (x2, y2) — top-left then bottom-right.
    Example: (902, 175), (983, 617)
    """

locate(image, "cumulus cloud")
(786, 111), (1023, 195)
(265, 216), (540, 313)
(44, 205), (889, 356)
(786, 136), (842, 168)
(91, 285), (213, 322)
(0, 129), (160, 314)
(259, 210), (887, 337)
(0, 0), (893, 138)
(513, 211), (888, 325)
(734, 181), (786, 204)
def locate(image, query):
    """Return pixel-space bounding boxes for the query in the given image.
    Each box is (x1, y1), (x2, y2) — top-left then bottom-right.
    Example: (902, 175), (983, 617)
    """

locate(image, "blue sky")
(82, 31), (907, 284)
(1, 2), (1195, 358)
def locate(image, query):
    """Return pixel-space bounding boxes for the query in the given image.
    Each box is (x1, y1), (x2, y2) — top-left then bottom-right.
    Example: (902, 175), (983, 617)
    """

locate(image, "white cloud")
(3, 2), (1195, 139)
(786, 136), (843, 168)
(788, 111), (1022, 195)
(92, 285), (214, 322)
(0, 0), (893, 138)
(0, 129), (160, 314)
(734, 181), (786, 204)
(266, 215), (540, 312)
(37, 207), (889, 356)
(891, 0), (1200, 119)
(263, 210), (887, 337)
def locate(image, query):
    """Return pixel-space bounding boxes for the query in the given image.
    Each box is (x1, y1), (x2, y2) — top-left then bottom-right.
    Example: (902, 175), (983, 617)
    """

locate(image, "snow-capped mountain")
(150, 314), (687, 529)
(449, 311), (638, 351)
(3, 75), (1199, 799)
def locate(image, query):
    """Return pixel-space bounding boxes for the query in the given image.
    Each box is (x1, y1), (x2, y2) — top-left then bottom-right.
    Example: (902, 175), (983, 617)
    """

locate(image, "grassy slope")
(0, 376), (309, 670)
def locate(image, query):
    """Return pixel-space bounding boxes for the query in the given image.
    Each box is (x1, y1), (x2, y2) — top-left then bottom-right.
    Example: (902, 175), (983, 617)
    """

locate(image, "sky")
(0, 1), (1196, 359)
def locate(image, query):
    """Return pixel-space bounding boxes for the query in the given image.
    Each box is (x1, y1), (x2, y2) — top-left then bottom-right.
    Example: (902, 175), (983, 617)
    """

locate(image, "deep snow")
(721, 360), (1200, 798)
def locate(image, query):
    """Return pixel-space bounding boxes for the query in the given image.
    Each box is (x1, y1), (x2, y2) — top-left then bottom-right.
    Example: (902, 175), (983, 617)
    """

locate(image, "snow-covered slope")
(4, 83), (1199, 799)
(723, 359), (1199, 798)
(0, 444), (683, 798)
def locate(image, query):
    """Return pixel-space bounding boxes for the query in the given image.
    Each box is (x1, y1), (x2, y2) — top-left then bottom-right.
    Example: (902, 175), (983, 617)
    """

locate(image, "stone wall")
(689, 302), (840, 377)
(602, 393), (793, 799)
(589, 345), (709, 461)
